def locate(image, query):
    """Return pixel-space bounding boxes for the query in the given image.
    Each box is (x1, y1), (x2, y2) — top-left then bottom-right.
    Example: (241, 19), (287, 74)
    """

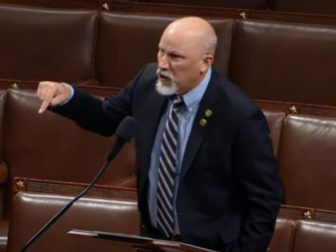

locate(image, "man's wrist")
(59, 82), (74, 105)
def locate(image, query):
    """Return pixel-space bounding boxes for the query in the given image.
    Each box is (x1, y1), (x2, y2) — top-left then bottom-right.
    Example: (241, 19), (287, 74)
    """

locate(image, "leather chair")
(268, 218), (296, 252)
(269, 204), (336, 252)
(7, 181), (336, 252)
(293, 220), (336, 252)
(279, 113), (336, 210)
(1, 88), (136, 219)
(7, 178), (139, 252)
(229, 19), (336, 106)
(0, 4), (97, 84)
(0, 88), (137, 251)
(95, 12), (235, 87)
(258, 109), (285, 156)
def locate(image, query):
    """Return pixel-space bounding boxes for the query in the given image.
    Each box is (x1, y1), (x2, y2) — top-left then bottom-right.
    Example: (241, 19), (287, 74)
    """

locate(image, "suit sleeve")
(232, 108), (282, 252)
(51, 63), (155, 136)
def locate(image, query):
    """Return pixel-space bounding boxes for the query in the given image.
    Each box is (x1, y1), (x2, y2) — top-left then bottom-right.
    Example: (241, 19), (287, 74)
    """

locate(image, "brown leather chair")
(268, 218), (296, 252)
(95, 12), (235, 87)
(269, 204), (336, 252)
(293, 220), (336, 252)
(0, 88), (137, 251)
(279, 113), (336, 210)
(256, 99), (289, 156)
(257, 100), (336, 211)
(0, 4), (97, 84)
(1, 88), (136, 219)
(229, 19), (336, 106)
(8, 184), (336, 252)
(259, 109), (286, 156)
(7, 178), (139, 252)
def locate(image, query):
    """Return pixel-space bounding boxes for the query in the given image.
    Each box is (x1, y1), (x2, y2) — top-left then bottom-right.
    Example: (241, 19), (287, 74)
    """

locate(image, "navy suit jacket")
(54, 63), (281, 252)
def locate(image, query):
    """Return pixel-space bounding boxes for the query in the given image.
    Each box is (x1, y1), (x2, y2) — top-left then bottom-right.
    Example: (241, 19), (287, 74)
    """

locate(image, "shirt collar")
(181, 67), (212, 112)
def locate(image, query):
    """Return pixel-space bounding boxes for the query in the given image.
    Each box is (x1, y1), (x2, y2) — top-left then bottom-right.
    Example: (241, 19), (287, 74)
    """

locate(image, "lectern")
(68, 229), (216, 252)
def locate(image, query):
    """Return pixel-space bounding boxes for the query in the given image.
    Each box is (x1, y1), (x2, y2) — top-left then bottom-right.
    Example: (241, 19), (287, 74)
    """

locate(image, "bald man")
(37, 17), (281, 252)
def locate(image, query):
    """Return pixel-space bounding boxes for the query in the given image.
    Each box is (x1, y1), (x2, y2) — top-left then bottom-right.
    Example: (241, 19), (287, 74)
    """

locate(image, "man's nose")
(158, 54), (168, 70)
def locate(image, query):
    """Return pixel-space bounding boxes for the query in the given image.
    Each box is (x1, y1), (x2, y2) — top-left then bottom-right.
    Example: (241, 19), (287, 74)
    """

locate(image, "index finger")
(38, 99), (51, 114)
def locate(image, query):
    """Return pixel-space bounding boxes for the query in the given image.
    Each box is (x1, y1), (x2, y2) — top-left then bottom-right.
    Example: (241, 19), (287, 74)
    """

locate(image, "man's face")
(156, 28), (208, 95)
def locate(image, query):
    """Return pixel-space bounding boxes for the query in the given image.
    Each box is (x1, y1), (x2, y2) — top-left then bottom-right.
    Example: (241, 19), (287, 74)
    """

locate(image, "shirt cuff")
(59, 82), (75, 105)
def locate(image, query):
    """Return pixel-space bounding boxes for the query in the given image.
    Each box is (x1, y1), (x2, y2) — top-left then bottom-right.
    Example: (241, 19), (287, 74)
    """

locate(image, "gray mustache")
(157, 69), (173, 80)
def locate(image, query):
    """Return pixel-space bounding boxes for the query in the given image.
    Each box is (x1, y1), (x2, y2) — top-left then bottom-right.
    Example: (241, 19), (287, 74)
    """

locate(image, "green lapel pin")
(205, 109), (213, 118)
(199, 118), (207, 127)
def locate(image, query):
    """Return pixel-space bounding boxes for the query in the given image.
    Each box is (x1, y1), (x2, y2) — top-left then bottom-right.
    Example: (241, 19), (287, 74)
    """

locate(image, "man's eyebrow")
(167, 49), (185, 56)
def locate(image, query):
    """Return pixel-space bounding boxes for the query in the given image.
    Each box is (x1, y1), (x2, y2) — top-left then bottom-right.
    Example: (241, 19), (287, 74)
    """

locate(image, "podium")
(68, 229), (216, 252)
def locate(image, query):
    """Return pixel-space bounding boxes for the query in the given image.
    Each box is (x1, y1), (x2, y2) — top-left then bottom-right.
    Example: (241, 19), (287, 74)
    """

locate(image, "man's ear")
(200, 53), (214, 74)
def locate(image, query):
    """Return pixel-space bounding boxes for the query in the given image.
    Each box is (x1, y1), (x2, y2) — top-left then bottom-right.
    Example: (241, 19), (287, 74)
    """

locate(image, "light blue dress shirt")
(148, 68), (212, 234)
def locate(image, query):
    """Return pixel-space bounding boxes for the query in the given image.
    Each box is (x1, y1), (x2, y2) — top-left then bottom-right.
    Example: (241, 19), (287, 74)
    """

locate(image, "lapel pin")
(205, 109), (213, 118)
(199, 118), (207, 127)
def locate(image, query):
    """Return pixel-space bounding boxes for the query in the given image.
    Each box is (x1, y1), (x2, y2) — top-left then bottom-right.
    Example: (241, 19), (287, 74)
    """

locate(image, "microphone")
(107, 116), (136, 161)
(21, 116), (136, 252)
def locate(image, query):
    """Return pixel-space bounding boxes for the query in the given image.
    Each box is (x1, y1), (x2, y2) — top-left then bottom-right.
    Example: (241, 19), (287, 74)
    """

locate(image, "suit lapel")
(137, 87), (167, 193)
(180, 74), (217, 181)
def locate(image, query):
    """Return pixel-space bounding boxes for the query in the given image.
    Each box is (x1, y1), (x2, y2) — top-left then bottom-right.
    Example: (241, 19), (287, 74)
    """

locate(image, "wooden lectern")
(68, 229), (216, 252)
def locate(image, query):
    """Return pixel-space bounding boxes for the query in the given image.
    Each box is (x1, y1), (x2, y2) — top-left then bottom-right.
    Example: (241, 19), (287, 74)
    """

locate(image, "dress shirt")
(148, 68), (211, 234)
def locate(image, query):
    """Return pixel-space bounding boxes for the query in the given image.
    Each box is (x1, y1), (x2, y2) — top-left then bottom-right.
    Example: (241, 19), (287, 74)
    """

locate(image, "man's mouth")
(159, 73), (170, 80)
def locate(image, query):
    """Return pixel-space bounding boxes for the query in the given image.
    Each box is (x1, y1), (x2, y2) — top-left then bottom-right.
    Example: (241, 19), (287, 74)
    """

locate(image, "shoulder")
(135, 63), (158, 82)
(210, 68), (260, 118)
(126, 62), (158, 93)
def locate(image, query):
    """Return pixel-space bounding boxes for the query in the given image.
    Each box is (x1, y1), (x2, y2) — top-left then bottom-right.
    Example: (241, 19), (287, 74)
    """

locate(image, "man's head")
(156, 16), (217, 95)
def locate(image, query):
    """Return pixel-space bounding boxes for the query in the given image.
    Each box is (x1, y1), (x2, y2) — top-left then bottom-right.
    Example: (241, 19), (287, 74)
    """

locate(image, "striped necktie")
(157, 95), (184, 237)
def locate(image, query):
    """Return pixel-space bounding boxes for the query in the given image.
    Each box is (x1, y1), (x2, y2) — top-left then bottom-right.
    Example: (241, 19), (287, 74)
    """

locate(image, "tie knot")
(172, 95), (184, 109)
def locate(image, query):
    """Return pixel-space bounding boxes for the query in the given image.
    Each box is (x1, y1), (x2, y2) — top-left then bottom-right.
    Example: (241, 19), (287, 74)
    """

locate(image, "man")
(37, 17), (281, 252)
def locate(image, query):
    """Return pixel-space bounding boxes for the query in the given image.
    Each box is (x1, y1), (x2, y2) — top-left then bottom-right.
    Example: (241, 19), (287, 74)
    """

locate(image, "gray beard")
(155, 79), (177, 96)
